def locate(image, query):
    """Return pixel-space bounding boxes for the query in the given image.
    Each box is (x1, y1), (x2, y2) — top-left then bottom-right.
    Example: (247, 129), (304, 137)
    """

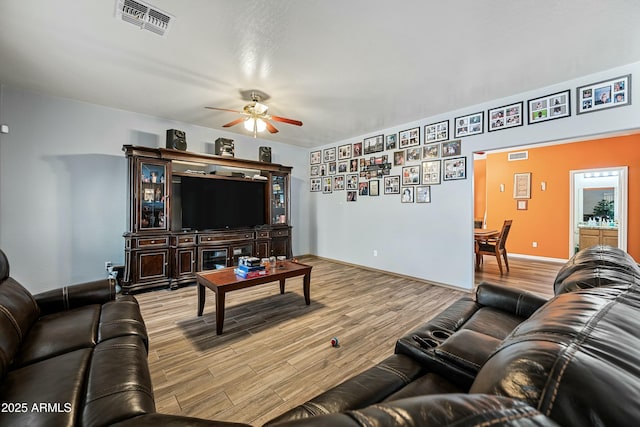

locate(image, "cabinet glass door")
(139, 161), (167, 230)
(271, 173), (288, 225)
(201, 248), (228, 270)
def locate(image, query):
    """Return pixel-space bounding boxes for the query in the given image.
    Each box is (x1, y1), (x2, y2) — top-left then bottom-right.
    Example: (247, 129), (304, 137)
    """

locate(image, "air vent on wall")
(115, 0), (173, 36)
(508, 151), (528, 161)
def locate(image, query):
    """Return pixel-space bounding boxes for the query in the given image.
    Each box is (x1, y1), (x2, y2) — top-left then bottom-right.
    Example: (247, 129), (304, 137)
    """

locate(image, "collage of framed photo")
(399, 127), (420, 148)
(424, 120), (449, 143)
(488, 102), (523, 132)
(338, 144), (352, 160)
(421, 160), (441, 185)
(363, 134), (384, 154)
(577, 74), (631, 114)
(528, 90), (570, 124)
(441, 140), (461, 157)
(384, 176), (400, 194)
(443, 157), (466, 181)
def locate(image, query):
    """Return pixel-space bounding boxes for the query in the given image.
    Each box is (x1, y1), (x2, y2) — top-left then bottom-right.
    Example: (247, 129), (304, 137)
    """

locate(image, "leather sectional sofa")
(2, 245), (639, 426)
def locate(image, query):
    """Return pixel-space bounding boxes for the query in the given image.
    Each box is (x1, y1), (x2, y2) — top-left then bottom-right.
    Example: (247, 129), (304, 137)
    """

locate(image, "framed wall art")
(399, 127), (420, 148)
(322, 177), (332, 194)
(323, 147), (336, 162)
(358, 181), (369, 196)
(441, 139), (461, 157)
(402, 165), (420, 185)
(338, 143), (352, 160)
(528, 90), (571, 124)
(424, 120), (449, 143)
(349, 158), (359, 172)
(517, 199), (528, 210)
(347, 191), (357, 202)
(454, 112), (483, 138)
(393, 150), (405, 166)
(338, 160), (349, 173)
(442, 157), (467, 181)
(401, 187), (414, 203)
(333, 175), (345, 191)
(384, 175), (400, 194)
(421, 160), (441, 185)
(488, 102), (523, 132)
(423, 143), (440, 159)
(577, 74), (631, 114)
(310, 165), (320, 176)
(416, 186), (431, 203)
(513, 172), (531, 199)
(363, 135), (384, 154)
(310, 178), (321, 192)
(369, 179), (380, 196)
(406, 147), (421, 162)
(353, 142), (363, 157)
(328, 161), (336, 175)
(385, 134), (398, 150)
(346, 173), (359, 190)
(310, 150), (321, 165)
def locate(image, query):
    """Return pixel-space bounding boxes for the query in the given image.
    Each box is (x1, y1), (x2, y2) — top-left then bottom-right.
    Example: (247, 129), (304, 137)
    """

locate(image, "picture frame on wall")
(454, 112), (483, 138)
(442, 157), (467, 181)
(384, 175), (400, 194)
(421, 160), (441, 185)
(385, 134), (398, 150)
(363, 135), (384, 154)
(441, 139), (461, 157)
(528, 90), (571, 124)
(513, 172), (531, 199)
(358, 181), (369, 196)
(310, 177), (321, 192)
(577, 74), (631, 114)
(338, 144), (352, 160)
(424, 120), (449, 143)
(488, 102), (523, 132)
(393, 150), (405, 166)
(406, 147), (421, 162)
(401, 187), (414, 203)
(310, 165), (320, 176)
(333, 175), (345, 191)
(517, 199), (528, 210)
(423, 143), (440, 159)
(322, 177), (332, 193)
(416, 186), (431, 203)
(323, 147), (336, 162)
(338, 160), (349, 173)
(402, 165), (420, 185)
(353, 142), (363, 157)
(346, 173), (359, 190)
(328, 161), (336, 175)
(369, 179), (380, 196)
(310, 150), (321, 165)
(399, 127), (420, 148)
(347, 190), (357, 202)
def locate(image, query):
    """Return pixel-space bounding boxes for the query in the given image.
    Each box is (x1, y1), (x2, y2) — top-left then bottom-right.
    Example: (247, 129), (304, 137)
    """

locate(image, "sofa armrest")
(475, 282), (548, 318)
(267, 394), (560, 426)
(34, 278), (116, 316)
(110, 413), (250, 426)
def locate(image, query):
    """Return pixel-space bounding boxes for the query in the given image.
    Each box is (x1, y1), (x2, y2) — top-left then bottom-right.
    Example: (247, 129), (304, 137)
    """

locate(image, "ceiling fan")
(205, 91), (303, 137)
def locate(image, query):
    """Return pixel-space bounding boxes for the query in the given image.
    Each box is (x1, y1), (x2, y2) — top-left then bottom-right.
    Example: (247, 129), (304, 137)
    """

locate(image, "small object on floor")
(331, 337), (339, 347)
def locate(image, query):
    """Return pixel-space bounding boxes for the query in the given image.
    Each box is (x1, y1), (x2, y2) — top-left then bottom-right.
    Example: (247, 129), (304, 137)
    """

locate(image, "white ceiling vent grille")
(508, 151), (529, 161)
(115, 0), (173, 36)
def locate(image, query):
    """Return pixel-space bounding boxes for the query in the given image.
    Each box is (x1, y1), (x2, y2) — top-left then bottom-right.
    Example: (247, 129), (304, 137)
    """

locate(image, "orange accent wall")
(475, 133), (640, 260)
(474, 158), (486, 223)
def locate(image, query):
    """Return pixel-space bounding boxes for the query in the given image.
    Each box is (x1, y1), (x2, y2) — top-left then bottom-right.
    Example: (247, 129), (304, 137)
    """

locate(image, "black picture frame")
(416, 186), (431, 203)
(401, 187), (414, 203)
(399, 127), (420, 148)
(421, 160), (441, 185)
(488, 102), (523, 132)
(528, 90), (571, 124)
(363, 135), (384, 154)
(402, 165), (420, 185)
(323, 147), (336, 162)
(369, 179), (380, 196)
(310, 150), (321, 165)
(385, 134), (397, 150)
(442, 157), (467, 181)
(424, 120), (449, 143)
(384, 175), (400, 194)
(577, 74), (631, 114)
(338, 144), (352, 160)
(441, 139), (461, 158)
(454, 112), (483, 138)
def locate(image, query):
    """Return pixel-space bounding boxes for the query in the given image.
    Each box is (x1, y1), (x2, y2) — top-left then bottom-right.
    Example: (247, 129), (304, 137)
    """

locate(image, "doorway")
(569, 166), (628, 255)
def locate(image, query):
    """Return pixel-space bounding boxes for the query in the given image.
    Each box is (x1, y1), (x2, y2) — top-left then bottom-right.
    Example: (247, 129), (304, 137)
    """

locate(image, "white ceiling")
(1, 0), (640, 148)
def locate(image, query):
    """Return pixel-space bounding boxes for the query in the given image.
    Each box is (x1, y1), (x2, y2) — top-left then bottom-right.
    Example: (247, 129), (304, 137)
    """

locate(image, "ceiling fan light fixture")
(244, 117), (267, 133)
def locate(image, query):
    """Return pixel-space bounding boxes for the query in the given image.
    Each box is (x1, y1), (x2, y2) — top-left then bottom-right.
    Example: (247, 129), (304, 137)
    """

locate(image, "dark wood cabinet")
(122, 145), (293, 293)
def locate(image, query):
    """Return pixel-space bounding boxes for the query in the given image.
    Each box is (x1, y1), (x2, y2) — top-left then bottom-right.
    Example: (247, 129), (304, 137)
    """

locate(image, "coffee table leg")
(197, 283), (205, 316)
(279, 278), (285, 294)
(303, 272), (311, 305)
(216, 290), (226, 335)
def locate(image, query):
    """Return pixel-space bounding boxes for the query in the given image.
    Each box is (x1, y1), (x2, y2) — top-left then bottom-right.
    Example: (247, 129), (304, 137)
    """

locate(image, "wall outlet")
(373, 250), (378, 257)
(105, 261), (113, 271)
(532, 242), (538, 248)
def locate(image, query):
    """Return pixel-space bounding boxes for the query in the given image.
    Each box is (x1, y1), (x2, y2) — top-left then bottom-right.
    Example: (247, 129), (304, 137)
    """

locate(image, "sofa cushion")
(0, 348), (92, 427)
(82, 335), (155, 427)
(14, 304), (101, 367)
(99, 296), (148, 351)
(461, 306), (524, 340)
(471, 283), (640, 427)
(0, 276), (41, 376)
(382, 372), (463, 402)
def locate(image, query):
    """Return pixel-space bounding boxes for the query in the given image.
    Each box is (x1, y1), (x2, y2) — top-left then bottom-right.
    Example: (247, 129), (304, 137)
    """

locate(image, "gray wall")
(0, 85), (309, 293)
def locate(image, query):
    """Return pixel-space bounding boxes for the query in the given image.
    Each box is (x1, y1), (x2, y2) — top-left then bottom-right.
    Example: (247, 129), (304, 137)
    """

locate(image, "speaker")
(215, 138), (235, 157)
(166, 129), (187, 150)
(259, 146), (272, 163)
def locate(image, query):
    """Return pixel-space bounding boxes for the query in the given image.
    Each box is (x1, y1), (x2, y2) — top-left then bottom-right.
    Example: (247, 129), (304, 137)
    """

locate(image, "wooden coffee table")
(196, 260), (313, 334)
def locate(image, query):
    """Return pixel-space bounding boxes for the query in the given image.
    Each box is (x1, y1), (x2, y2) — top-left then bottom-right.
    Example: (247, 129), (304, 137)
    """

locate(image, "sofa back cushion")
(0, 250), (41, 377)
(470, 283), (640, 427)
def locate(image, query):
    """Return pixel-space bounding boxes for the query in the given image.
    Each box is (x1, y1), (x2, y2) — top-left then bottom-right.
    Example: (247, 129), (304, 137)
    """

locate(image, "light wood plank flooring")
(135, 255), (561, 425)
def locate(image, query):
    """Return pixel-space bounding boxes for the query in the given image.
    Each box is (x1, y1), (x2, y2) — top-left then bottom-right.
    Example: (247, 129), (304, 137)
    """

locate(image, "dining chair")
(476, 219), (513, 275)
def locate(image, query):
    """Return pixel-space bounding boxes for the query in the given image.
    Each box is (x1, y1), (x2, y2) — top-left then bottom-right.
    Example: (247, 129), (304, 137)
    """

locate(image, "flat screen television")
(180, 176), (266, 230)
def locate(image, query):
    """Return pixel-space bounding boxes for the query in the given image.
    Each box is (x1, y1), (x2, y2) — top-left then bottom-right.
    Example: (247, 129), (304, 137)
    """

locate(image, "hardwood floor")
(135, 255), (562, 425)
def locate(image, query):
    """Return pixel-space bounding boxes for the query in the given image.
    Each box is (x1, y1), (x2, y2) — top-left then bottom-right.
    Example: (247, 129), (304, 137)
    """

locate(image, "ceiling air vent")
(508, 151), (528, 161)
(115, 0), (173, 36)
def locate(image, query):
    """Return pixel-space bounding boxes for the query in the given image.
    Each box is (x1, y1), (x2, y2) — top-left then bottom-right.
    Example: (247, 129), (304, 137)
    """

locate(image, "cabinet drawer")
(256, 230), (271, 239)
(579, 228), (599, 236)
(272, 229), (289, 237)
(175, 235), (196, 246)
(602, 229), (618, 237)
(138, 237), (169, 247)
(198, 232), (255, 244)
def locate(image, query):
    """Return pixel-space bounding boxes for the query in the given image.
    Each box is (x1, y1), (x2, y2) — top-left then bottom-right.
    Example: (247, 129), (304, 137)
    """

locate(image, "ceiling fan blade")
(205, 106), (244, 114)
(265, 120), (279, 134)
(270, 115), (303, 126)
(222, 117), (246, 128)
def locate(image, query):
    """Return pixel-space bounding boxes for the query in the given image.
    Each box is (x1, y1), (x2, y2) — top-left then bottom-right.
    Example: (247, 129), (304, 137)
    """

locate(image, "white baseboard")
(509, 253), (568, 264)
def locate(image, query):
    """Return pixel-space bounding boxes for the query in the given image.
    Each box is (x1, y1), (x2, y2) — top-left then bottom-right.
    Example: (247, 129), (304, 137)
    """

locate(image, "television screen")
(180, 176), (266, 230)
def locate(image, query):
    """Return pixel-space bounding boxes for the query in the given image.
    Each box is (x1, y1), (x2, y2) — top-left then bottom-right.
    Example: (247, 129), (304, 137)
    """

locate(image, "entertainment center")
(122, 145), (293, 293)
